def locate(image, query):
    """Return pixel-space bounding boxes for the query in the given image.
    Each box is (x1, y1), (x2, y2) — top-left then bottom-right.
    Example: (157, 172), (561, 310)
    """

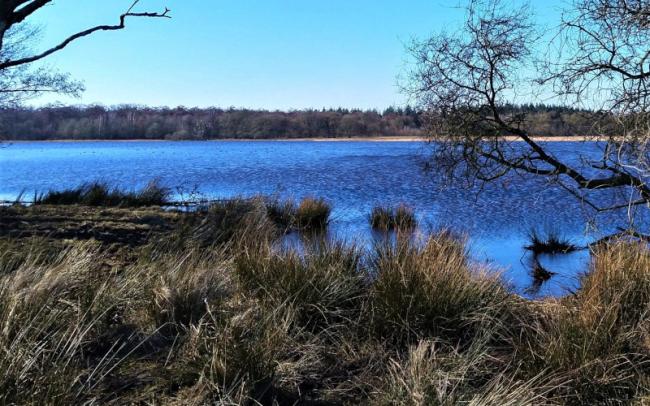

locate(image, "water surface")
(1, 140), (644, 297)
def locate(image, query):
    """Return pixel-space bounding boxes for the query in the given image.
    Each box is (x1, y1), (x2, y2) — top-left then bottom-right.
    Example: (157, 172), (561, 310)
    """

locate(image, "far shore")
(4, 135), (603, 143)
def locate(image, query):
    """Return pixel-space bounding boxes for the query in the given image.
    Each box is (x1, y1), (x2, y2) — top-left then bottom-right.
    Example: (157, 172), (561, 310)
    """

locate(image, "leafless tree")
(0, 0), (170, 106)
(407, 0), (650, 234)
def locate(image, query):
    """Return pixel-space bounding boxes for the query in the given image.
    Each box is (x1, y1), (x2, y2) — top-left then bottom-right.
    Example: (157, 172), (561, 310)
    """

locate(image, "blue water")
(1, 140), (646, 297)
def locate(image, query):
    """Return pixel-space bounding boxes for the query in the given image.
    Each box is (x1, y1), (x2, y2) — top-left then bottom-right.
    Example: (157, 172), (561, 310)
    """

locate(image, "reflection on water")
(1, 140), (646, 298)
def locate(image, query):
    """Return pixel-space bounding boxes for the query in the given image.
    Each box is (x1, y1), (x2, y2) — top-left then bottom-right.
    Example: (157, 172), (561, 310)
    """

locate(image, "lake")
(1, 140), (644, 297)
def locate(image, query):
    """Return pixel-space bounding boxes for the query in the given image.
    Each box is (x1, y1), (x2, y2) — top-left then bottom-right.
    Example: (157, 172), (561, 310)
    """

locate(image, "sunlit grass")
(370, 203), (417, 232)
(34, 180), (171, 207)
(0, 203), (648, 404)
(295, 197), (331, 231)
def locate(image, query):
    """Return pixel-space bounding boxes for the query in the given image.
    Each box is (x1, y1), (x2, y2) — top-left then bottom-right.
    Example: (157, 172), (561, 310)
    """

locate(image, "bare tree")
(0, 22), (83, 106)
(0, 0), (170, 106)
(407, 0), (650, 234)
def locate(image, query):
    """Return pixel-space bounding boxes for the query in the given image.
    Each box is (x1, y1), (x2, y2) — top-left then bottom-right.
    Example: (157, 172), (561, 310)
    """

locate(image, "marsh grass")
(511, 242), (650, 404)
(265, 197), (297, 230)
(370, 204), (417, 232)
(0, 204), (648, 404)
(531, 257), (555, 282)
(370, 206), (394, 230)
(34, 181), (171, 207)
(235, 238), (365, 332)
(369, 233), (513, 344)
(295, 197), (331, 231)
(525, 229), (579, 255)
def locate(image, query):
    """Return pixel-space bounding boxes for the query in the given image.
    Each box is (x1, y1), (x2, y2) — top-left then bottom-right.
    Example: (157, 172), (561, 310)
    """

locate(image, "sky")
(27, 0), (565, 110)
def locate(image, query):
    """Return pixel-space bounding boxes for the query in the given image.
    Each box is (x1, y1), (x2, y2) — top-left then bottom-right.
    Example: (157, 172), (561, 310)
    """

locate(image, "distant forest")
(0, 104), (600, 140)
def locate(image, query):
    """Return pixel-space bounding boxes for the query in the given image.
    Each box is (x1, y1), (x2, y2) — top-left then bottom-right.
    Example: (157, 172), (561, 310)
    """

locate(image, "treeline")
(0, 105), (422, 140)
(0, 104), (599, 140)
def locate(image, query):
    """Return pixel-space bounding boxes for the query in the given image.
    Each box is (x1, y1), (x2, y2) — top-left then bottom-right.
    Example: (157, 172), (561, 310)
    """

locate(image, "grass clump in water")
(295, 197), (331, 231)
(370, 206), (393, 231)
(394, 204), (417, 230)
(265, 197), (297, 231)
(525, 229), (578, 254)
(370, 204), (417, 232)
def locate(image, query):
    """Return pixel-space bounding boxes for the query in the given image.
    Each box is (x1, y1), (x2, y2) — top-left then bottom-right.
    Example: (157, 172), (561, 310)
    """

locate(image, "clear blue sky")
(28, 0), (564, 110)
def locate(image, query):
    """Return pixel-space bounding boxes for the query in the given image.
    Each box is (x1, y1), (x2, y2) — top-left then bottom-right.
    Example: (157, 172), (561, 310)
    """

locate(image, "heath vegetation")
(0, 198), (648, 405)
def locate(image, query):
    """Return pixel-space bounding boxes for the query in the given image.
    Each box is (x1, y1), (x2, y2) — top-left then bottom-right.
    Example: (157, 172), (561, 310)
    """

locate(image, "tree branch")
(0, 4), (170, 70)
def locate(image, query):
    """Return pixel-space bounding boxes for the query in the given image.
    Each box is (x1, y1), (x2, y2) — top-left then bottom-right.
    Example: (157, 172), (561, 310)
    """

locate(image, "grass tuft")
(370, 206), (394, 230)
(295, 197), (331, 231)
(369, 233), (512, 344)
(235, 239), (364, 332)
(34, 180), (171, 207)
(525, 229), (578, 254)
(394, 204), (417, 230)
(370, 204), (417, 232)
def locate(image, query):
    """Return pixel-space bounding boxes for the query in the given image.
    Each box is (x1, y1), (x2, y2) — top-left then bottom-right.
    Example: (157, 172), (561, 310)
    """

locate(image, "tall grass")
(512, 242), (650, 404)
(34, 181), (171, 207)
(370, 203), (417, 232)
(0, 204), (649, 403)
(295, 197), (331, 231)
(369, 233), (513, 344)
(235, 239), (365, 332)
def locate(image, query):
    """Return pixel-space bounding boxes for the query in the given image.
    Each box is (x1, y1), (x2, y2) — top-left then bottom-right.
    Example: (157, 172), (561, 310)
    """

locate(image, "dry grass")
(295, 197), (331, 231)
(33, 180), (171, 207)
(370, 203), (417, 232)
(0, 204), (648, 404)
(370, 206), (394, 230)
(369, 233), (513, 344)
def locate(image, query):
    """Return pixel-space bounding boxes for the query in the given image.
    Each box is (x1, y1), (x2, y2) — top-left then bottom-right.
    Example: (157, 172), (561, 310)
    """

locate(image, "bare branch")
(0, 5), (170, 70)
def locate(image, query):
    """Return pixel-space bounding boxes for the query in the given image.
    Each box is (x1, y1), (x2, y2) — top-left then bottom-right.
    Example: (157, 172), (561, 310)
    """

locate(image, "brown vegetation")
(0, 202), (648, 404)
(0, 104), (599, 140)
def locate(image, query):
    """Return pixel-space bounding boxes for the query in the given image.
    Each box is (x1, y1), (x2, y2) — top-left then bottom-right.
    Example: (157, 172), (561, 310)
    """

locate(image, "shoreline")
(3, 135), (601, 143)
